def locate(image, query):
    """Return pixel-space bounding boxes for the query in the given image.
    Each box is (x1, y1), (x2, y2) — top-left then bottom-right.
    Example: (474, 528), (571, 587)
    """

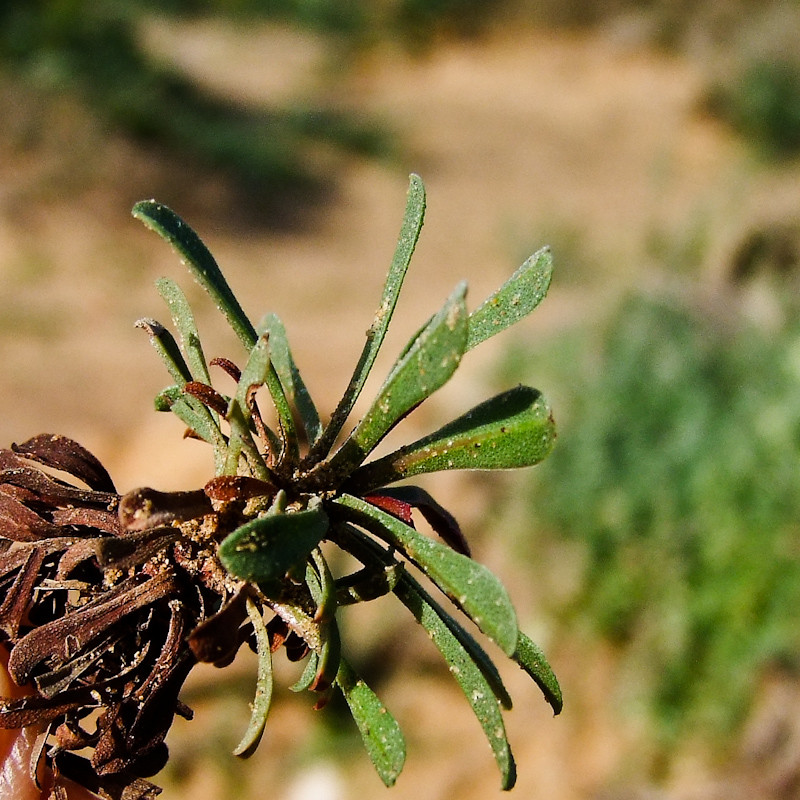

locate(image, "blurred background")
(3, 1), (800, 798)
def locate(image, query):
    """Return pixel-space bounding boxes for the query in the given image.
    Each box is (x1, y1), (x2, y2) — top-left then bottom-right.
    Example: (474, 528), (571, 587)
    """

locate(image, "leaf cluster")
(133, 174), (559, 787)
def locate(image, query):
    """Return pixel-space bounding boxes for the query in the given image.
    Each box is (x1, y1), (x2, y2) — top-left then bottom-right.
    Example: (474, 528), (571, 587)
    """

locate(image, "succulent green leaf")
(302, 556), (340, 692)
(466, 247), (553, 351)
(173, 396), (225, 448)
(311, 617), (341, 693)
(135, 318), (193, 385)
(155, 277), (213, 385)
(258, 313), (322, 446)
(231, 335), (271, 423)
(132, 201), (258, 350)
(232, 332), (298, 469)
(308, 548), (337, 624)
(289, 650), (319, 693)
(336, 562), (404, 605)
(324, 282), (469, 477)
(332, 494), (519, 656)
(513, 631), (563, 715)
(224, 401), (271, 480)
(222, 335), (271, 476)
(233, 597), (273, 758)
(347, 386), (556, 493)
(308, 174), (426, 462)
(336, 657), (406, 787)
(395, 574), (516, 789)
(268, 592), (322, 654)
(335, 523), (512, 709)
(137, 317), (230, 471)
(153, 385), (226, 472)
(221, 333), (289, 475)
(154, 385), (179, 413)
(396, 573), (513, 710)
(219, 504), (330, 587)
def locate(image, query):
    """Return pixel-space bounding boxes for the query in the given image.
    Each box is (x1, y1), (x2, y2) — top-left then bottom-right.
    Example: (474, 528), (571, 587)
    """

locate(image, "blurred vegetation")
(507, 293), (800, 747)
(4, 0), (800, 212)
(0, 0), (511, 213)
(0, 0), (392, 212)
(129, 0), (502, 43)
(711, 57), (800, 161)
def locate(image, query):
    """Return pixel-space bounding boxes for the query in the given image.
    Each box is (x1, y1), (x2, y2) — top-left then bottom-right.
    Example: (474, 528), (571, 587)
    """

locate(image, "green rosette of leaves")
(132, 174), (560, 790)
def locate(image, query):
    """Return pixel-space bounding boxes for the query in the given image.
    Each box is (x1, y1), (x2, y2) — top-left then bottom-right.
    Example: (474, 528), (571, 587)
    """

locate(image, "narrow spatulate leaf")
(346, 386), (556, 493)
(466, 247), (553, 351)
(310, 617), (341, 693)
(137, 317), (228, 467)
(513, 631), (563, 715)
(219, 505), (329, 587)
(332, 494), (519, 656)
(224, 402), (271, 480)
(233, 597), (273, 758)
(132, 201), (258, 350)
(154, 386), (227, 471)
(332, 523), (515, 785)
(336, 658), (406, 787)
(395, 575), (516, 789)
(224, 335), (273, 476)
(155, 277), (213, 385)
(325, 282), (469, 476)
(308, 548), (337, 624)
(335, 523), (511, 709)
(302, 558), (341, 691)
(232, 333), (298, 469)
(135, 319), (192, 385)
(258, 313), (322, 446)
(309, 174), (426, 461)
(290, 651), (319, 693)
(230, 335), (271, 426)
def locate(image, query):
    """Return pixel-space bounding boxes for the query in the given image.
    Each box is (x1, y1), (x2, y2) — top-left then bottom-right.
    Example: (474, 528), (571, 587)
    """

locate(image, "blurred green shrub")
(712, 58), (800, 160)
(0, 0), (388, 205)
(0, 0), (507, 205)
(514, 295), (800, 743)
(134, 0), (368, 37)
(122, 0), (500, 44)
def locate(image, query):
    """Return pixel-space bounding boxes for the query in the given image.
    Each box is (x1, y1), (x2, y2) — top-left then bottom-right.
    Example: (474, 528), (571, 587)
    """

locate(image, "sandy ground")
(2, 18), (800, 800)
